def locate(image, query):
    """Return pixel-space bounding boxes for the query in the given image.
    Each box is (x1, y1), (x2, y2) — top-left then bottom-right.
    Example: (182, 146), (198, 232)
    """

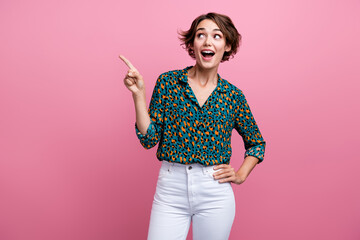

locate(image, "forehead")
(196, 19), (220, 30)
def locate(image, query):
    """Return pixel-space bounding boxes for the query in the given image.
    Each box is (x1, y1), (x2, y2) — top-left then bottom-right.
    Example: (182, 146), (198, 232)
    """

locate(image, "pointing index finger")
(119, 55), (137, 71)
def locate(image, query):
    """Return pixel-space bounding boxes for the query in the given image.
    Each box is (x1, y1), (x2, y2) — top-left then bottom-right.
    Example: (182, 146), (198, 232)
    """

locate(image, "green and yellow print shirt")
(135, 66), (266, 166)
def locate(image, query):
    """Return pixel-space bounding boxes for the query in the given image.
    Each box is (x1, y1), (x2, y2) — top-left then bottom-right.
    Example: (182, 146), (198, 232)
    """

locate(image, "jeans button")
(188, 166), (192, 170)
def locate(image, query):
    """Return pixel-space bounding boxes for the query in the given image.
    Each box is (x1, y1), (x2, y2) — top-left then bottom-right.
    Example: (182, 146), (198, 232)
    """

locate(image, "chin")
(196, 60), (220, 70)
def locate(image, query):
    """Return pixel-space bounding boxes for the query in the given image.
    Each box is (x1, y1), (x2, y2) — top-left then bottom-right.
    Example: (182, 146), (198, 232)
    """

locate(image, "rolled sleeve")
(134, 120), (157, 148)
(234, 90), (266, 164)
(244, 141), (266, 164)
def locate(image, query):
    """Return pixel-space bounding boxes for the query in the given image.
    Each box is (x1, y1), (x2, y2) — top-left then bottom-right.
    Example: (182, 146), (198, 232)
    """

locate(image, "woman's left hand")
(213, 164), (246, 185)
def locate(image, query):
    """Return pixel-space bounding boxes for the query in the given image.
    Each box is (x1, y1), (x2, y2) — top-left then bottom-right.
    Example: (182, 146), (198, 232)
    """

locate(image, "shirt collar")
(178, 66), (228, 93)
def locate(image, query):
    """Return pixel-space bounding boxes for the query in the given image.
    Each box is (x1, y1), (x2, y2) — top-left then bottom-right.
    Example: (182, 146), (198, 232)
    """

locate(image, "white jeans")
(147, 160), (236, 240)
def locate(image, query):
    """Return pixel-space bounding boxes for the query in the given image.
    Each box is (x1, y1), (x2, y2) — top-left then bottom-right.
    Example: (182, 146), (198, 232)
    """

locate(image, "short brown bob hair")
(178, 12), (241, 62)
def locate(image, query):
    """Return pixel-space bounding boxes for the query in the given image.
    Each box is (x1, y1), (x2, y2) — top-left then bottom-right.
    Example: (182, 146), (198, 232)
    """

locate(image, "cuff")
(135, 121), (155, 141)
(244, 145), (265, 164)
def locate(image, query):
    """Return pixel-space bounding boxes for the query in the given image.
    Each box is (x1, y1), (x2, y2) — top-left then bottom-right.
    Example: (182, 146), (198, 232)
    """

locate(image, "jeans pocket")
(204, 168), (233, 193)
(158, 165), (171, 178)
(204, 168), (218, 180)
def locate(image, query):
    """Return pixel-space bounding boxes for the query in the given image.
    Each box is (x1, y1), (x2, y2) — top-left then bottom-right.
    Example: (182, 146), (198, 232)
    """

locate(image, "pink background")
(1, 0), (359, 239)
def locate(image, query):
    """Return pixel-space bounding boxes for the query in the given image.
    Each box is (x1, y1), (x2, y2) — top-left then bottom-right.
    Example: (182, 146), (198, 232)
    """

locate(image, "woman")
(120, 12), (266, 240)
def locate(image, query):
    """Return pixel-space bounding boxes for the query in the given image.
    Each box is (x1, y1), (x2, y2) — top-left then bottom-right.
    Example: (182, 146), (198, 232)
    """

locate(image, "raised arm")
(119, 55), (165, 149)
(119, 55), (150, 135)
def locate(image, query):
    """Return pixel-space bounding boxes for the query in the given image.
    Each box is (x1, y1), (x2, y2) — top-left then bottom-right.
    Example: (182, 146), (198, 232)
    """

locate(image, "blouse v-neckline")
(184, 66), (221, 109)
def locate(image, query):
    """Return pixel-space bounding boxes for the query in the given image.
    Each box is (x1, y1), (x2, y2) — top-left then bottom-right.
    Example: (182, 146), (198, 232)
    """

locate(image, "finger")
(119, 55), (137, 71)
(125, 78), (134, 85)
(125, 76), (137, 84)
(213, 166), (231, 175)
(213, 164), (227, 170)
(218, 176), (235, 183)
(214, 171), (234, 179)
(214, 167), (235, 176)
(127, 69), (141, 79)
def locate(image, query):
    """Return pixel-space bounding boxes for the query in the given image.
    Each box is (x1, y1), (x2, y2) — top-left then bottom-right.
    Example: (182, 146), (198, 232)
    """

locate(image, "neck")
(188, 64), (219, 86)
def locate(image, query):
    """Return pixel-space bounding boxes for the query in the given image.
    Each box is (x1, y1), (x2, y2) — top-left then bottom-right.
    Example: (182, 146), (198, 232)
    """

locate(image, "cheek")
(216, 42), (226, 49)
(215, 44), (227, 54)
(193, 40), (202, 50)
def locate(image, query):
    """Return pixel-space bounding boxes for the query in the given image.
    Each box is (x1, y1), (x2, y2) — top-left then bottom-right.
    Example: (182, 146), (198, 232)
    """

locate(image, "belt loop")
(202, 165), (208, 174)
(169, 162), (173, 172)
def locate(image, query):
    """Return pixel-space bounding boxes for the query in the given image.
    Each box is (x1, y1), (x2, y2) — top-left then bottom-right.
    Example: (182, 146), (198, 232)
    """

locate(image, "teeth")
(201, 50), (215, 58)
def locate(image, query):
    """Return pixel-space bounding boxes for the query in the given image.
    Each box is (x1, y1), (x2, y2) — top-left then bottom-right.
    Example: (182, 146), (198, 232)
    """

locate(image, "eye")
(197, 33), (205, 38)
(214, 34), (222, 39)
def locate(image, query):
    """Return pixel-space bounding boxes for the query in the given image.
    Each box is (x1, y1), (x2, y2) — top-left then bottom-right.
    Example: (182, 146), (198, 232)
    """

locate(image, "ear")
(225, 44), (231, 52)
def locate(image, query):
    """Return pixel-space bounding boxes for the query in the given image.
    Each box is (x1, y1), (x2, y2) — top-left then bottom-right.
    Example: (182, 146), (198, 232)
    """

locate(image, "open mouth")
(201, 50), (215, 58)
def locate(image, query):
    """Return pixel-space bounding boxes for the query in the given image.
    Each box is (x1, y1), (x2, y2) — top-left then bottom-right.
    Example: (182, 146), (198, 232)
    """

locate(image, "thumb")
(128, 70), (144, 89)
(129, 70), (142, 80)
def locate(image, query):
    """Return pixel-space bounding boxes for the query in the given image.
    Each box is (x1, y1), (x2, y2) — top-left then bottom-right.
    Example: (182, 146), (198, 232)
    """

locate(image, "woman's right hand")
(119, 55), (145, 95)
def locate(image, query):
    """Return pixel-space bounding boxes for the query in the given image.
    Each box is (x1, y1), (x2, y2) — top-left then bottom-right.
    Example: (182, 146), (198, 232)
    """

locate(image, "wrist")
(235, 171), (247, 182)
(132, 90), (146, 99)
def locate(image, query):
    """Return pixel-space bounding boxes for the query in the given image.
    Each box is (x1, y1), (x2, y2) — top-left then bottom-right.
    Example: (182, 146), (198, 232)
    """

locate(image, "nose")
(204, 36), (212, 46)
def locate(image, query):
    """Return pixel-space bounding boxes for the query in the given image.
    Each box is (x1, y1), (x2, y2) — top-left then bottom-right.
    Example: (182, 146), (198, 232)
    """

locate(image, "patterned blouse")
(134, 66), (266, 166)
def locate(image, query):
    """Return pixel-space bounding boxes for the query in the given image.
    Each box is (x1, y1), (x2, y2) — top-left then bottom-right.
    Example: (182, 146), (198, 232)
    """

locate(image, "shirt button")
(188, 166), (192, 170)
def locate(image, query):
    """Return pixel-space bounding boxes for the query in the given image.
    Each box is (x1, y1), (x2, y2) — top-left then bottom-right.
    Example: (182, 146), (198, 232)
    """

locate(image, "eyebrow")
(195, 27), (222, 32)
